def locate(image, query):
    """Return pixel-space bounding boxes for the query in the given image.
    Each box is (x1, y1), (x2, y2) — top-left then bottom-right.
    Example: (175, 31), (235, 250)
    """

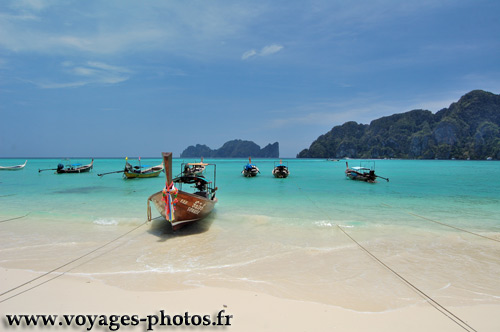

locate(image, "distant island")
(297, 90), (500, 160)
(181, 139), (279, 158)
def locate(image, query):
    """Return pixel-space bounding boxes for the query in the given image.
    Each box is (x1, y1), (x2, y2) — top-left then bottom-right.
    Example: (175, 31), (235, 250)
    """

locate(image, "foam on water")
(93, 218), (119, 226)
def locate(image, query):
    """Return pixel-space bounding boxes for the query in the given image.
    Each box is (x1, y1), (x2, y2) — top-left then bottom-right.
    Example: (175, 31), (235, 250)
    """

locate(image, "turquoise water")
(3, 158), (498, 230)
(1, 158), (499, 310)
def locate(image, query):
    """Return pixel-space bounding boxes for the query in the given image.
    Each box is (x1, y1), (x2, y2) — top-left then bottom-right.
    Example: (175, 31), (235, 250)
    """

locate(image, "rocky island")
(181, 140), (279, 158)
(297, 90), (500, 160)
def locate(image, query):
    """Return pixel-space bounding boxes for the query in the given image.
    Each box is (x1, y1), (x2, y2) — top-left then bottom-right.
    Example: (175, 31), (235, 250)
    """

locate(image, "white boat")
(0, 160), (27, 170)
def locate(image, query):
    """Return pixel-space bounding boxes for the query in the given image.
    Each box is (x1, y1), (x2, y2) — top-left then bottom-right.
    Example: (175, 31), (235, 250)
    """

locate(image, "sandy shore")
(1, 269), (498, 332)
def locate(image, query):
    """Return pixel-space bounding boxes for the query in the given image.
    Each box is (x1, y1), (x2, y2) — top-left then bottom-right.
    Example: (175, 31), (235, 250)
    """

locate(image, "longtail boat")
(0, 160), (27, 170)
(123, 158), (163, 179)
(272, 160), (289, 178)
(182, 157), (206, 176)
(147, 152), (218, 230)
(97, 157), (163, 178)
(242, 157), (259, 177)
(39, 159), (94, 173)
(345, 161), (389, 183)
(57, 159), (94, 174)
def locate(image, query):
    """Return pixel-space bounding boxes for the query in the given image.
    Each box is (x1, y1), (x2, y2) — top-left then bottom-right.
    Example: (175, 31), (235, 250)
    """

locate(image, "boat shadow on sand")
(146, 212), (216, 242)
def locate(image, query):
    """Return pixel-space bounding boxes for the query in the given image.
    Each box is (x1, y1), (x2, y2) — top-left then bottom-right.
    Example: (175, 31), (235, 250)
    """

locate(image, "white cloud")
(12, 0), (53, 12)
(0, 2), (262, 57)
(242, 43), (283, 60)
(242, 49), (257, 60)
(267, 96), (421, 129)
(260, 44), (283, 56)
(33, 61), (132, 89)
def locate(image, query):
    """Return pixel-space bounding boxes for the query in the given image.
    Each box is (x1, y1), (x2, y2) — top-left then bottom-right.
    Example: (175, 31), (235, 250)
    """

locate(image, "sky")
(1, 0), (499, 158)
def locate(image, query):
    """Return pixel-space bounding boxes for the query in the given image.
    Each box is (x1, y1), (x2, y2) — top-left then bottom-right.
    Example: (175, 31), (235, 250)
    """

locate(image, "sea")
(1, 158), (499, 312)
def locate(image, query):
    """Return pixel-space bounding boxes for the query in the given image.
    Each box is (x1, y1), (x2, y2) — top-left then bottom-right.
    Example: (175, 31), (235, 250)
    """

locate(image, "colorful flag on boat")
(162, 181), (178, 221)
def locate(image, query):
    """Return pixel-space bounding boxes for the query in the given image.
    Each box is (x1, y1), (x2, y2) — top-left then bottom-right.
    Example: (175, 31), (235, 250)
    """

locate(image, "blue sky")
(1, 0), (499, 158)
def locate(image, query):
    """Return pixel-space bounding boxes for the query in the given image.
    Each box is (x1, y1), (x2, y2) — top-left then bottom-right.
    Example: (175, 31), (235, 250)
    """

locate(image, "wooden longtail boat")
(242, 157), (259, 177)
(272, 160), (289, 178)
(0, 160), (27, 170)
(57, 159), (94, 173)
(345, 161), (389, 183)
(39, 159), (94, 174)
(182, 157), (206, 176)
(147, 152), (218, 230)
(123, 158), (163, 179)
(97, 157), (163, 178)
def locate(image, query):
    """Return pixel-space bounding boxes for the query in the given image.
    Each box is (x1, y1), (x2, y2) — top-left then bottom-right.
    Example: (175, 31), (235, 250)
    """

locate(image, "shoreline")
(1, 268), (499, 331)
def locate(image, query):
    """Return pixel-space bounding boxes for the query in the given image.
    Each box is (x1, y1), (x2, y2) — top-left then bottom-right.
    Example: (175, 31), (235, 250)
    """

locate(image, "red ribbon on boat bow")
(162, 181), (178, 221)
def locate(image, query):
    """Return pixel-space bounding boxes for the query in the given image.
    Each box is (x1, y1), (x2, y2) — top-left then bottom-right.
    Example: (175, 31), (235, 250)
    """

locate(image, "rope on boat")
(0, 220), (148, 303)
(0, 232), (144, 304)
(291, 180), (478, 332)
(336, 225), (477, 332)
(0, 212), (30, 223)
(381, 202), (500, 244)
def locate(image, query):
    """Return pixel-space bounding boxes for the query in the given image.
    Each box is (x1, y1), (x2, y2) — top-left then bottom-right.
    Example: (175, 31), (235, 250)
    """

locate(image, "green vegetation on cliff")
(181, 140), (279, 158)
(297, 90), (500, 160)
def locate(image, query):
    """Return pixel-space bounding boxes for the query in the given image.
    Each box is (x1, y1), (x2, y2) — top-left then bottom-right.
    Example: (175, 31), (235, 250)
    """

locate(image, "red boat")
(147, 152), (217, 230)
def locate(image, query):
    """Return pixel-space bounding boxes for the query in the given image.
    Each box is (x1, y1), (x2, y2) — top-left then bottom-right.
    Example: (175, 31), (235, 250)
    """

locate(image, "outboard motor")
(57, 163), (64, 171)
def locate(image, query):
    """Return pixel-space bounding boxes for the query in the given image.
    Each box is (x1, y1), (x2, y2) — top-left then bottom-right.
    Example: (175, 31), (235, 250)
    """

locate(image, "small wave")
(338, 224), (355, 228)
(314, 220), (335, 227)
(93, 218), (118, 226)
(314, 220), (356, 228)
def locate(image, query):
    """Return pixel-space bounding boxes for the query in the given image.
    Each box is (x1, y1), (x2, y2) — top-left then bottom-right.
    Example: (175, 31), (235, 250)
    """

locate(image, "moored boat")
(147, 152), (218, 230)
(345, 161), (389, 183)
(97, 157), (163, 178)
(39, 159), (94, 173)
(272, 160), (289, 178)
(242, 157), (260, 177)
(0, 160), (27, 170)
(182, 157), (206, 176)
(123, 158), (163, 179)
(57, 159), (94, 174)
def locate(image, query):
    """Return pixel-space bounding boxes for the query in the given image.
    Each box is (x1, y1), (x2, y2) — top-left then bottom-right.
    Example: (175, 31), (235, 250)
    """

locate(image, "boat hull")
(273, 171), (289, 178)
(148, 190), (217, 230)
(57, 165), (93, 174)
(124, 170), (162, 178)
(345, 170), (376, 183)
(0, 160), (27, 170)
(272, 167), (289, 178)
(242, 171), (258, 177)
(56, 160), (94, 174)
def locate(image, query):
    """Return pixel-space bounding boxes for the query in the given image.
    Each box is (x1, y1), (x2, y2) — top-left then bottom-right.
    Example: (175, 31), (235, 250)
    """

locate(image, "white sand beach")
(1, 266), (499, 332)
